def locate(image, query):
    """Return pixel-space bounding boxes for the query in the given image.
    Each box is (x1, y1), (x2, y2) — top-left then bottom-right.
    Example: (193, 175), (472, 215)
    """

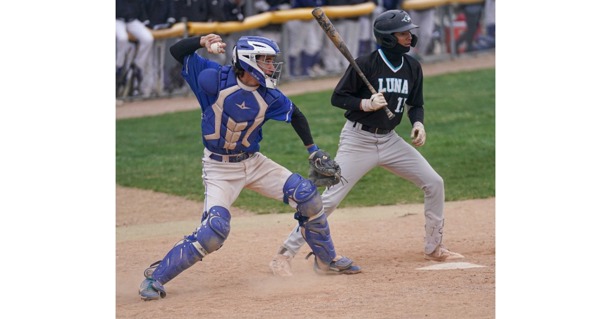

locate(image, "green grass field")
(116, 68), (495, 213)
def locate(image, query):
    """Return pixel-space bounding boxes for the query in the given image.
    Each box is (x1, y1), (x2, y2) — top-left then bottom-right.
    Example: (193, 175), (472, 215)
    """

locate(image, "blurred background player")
(116, 0), (155, 98)
(284, 0), (327, 77)
(143, 0), (178, 96)
(253, 0), (292, 45)
(320, 0), (366, 75)
(455, 2), (484, 53)
(406, 6), (437, 59)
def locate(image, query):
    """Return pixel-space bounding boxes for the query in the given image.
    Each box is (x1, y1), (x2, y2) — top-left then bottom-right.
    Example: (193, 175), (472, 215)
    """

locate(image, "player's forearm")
(290, 105), (315, 147)
(169, 36), (203, 64)
(331, 91), (363, 111)
(407, 105), (424, 125)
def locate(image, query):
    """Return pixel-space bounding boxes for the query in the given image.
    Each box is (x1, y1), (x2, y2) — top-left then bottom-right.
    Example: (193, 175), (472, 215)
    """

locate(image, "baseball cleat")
(309, 253), (362, 275)
(139, 277), (167, 301)
(424, 245), (465, 262)
(269, 253), (294, 277)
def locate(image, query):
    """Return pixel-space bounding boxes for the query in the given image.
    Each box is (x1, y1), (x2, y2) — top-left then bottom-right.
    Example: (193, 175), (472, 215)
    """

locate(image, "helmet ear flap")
(232, 45), (242, 71)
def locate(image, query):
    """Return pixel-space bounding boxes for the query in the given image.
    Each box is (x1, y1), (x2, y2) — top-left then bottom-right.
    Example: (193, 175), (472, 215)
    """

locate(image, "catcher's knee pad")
(195, 206), (231, 254)
(283, 173), (322, 217)
(301, 212), (336, 264)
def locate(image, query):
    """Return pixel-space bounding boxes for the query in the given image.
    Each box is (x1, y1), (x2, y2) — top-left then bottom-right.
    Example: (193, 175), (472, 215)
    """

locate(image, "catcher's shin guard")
(297, 210), (336, 264)
(283, 173), (336, 264)
(149, 206), (231, 284)
(147, 237), (204, 285)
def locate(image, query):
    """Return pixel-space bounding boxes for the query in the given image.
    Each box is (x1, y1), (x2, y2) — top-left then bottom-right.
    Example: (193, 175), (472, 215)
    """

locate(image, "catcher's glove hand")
(308, 150), (342, 187)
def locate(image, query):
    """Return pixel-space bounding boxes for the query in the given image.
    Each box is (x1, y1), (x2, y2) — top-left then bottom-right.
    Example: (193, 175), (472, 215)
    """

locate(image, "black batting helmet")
(373, 10), (419, 48)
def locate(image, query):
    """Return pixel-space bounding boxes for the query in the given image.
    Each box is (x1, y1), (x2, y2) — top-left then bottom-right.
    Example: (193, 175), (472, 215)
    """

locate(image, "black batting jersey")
(331, 49), (424, 130)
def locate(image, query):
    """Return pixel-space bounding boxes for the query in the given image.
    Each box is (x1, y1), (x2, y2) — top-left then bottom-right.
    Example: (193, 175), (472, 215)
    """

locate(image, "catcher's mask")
(232, 36), (283, 89)
(373, 10), (419, 50)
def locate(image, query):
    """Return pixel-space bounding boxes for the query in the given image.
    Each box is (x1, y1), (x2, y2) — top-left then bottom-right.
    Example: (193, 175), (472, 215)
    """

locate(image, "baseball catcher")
(138, 33), (361, 301)
(308, 149), (342, 187)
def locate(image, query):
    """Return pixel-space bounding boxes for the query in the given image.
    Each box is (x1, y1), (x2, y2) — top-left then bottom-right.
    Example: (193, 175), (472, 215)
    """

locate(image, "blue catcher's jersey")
(180, 53), (294, 155)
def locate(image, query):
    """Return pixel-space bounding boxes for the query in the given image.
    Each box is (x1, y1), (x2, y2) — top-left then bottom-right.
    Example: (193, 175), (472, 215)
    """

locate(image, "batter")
(269, 9), (465, 277)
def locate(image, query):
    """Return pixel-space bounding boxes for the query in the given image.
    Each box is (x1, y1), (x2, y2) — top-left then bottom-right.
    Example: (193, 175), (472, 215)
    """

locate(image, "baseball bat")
(311, 7), (395, 120)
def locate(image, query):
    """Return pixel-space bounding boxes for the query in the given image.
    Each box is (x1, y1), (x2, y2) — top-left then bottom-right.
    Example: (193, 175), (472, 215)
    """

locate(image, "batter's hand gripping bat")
(311, 7), (395, 120)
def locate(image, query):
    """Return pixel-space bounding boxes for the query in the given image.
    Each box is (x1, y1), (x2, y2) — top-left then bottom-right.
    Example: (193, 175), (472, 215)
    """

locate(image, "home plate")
(417, 262), (486, 270)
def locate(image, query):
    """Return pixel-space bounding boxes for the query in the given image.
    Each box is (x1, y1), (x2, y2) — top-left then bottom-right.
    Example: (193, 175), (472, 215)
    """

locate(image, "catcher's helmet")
(232, 36), (283, 89)
(373, 10), (419, 48)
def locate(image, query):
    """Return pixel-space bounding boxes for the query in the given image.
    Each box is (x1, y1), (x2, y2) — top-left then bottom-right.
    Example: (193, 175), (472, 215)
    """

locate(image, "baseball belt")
(209, 152), (254, 163)
(356, 122), (392, 135)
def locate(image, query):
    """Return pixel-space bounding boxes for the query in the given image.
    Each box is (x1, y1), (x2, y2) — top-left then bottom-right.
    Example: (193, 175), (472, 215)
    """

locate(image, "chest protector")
(202, 67), (269, 155)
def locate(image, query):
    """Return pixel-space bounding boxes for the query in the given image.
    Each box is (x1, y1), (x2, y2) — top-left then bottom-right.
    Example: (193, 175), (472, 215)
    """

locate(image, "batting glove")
(410, 121), (426, 147)
(360, 92), (387, 112)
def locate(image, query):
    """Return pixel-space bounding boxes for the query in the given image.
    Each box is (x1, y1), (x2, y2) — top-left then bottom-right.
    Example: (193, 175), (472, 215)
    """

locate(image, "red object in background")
(444, 13), (481, 53)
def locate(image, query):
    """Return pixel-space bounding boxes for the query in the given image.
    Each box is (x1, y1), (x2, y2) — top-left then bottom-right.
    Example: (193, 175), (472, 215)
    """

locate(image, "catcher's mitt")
(308, 150), (342, 187)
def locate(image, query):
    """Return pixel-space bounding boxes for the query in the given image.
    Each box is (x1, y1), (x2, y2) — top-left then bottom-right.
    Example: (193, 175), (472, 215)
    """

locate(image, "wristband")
(307, 144), (319, 154)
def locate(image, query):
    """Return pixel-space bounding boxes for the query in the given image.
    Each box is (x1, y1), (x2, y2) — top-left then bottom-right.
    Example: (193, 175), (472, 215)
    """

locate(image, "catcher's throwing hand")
(201, 34), (226, 54)
(308, 150), (342, 187)
(410, 121), (426, 147)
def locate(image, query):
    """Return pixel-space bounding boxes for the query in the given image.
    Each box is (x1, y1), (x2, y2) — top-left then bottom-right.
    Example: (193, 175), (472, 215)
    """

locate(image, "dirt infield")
(116, 51), (496, 318)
